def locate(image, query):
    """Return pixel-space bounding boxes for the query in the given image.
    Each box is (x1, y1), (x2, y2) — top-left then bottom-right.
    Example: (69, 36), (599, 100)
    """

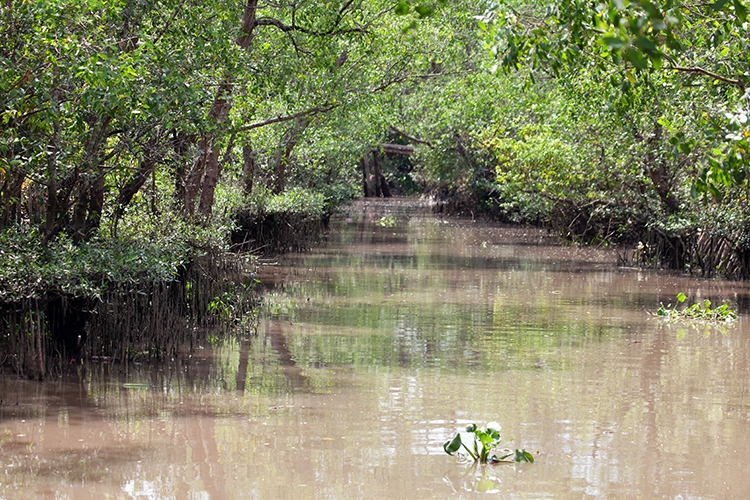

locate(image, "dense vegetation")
(1, 0), (749, 376)
(416, 0), (750, 278)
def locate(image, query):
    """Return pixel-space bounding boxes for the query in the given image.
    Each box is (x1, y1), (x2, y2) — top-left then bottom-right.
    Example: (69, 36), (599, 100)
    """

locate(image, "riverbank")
(427, 183), (750, 280)
(0, 241), (257, 379)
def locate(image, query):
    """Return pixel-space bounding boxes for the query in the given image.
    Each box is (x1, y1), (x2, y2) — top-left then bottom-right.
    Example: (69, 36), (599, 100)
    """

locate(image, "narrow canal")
(2, 198), (750, 498)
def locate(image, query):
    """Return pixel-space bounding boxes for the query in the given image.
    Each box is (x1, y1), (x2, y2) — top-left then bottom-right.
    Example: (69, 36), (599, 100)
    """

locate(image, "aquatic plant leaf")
(477, 430), (495, 446)
(514, 449), (534, 463)
(444, 434), (462, 455)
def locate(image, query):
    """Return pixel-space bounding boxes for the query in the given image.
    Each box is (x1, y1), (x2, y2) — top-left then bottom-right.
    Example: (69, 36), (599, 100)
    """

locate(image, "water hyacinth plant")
(655, 293), (737, 323)
(443, 422), (534, 464)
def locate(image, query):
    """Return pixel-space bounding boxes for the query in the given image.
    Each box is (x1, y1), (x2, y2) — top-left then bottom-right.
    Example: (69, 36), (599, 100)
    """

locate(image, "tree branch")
(669, 65), (745, 92)
(254, 17), (367, 36)
(389, 126), (432, 147)
(234, 104), (339, 133)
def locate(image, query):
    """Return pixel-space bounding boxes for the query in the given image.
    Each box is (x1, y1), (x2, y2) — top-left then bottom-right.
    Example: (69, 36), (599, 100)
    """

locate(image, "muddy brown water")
(3, 198), (750, 499)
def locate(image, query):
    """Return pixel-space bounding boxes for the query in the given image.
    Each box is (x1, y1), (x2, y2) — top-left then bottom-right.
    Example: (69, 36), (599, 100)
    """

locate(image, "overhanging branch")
(389, 126), (432, 147)
(234, 104), (339, 133)
(669, 65), (745, 92)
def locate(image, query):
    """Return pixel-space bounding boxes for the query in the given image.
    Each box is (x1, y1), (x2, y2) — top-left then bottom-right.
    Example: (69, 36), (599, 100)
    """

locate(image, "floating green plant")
(378, 215), (397, 227)
(443, 423), (534, 464)
(655, 293), (737, 323)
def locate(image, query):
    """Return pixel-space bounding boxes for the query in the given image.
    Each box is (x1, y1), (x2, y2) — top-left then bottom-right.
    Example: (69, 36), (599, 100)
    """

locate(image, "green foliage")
(443, 422), (534, 464)
(378, 215), (397, 227)
(655, 293), (737, 323)
(0, 227), (193, 302)
(207, 281), (258, 327)
(248, 186), (327, 219)
(394, 0), (448, 22)
(482, 0), (749, 201)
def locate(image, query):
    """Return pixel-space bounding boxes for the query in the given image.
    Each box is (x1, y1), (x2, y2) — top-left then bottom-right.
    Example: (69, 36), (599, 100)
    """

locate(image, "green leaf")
(712, 0), (731, 10)
(602, 36), (627, 50)
(477, 478), (496, 492)
(401, 20), (418, 32)
(514, 449), (534, 463)
(478, 431), (495, 446)
(395, 1), (410, 15)
(634, 36), (657, 54)
(734, 0), (747, 23)
(690, 183), (700, 199)
(444, 434), (462, 455)
(414, 5), (432, 17)
(708, 183), (723, 201)
(626, 48), (648, 69)
(677, 292), (687, 303)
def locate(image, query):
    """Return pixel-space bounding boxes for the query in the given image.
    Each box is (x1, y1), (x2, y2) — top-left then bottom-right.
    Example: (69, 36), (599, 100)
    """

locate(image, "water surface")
(2, 198), (750, 499)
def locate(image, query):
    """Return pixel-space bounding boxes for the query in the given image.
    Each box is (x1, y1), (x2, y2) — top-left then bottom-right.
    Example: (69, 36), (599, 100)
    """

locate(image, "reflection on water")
(3, 198), (750, 499)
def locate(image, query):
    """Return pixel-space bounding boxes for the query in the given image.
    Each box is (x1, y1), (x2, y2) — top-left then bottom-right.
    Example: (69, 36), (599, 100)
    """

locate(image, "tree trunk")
(70, 115), (111, 242)
(185, 0), (259, 216)
(372, 150), (390, 197)
(644, 123), (680, 214)
(362, 154), (373, 197)
(71, 176), (89, 243)
(84, 173), (105, 237)
(1, 167), (25, 229)
(197, 140), (225, 215)
(44, 118), (61, 236)
(171, 130), (193, 209)
(185, 77), (234, 215)
(115, 138), (161, 220)
(183, 135), (209, 214)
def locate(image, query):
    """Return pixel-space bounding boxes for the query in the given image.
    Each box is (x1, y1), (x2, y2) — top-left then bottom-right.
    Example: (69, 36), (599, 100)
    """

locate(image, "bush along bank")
(0, 222), (258, 380)
(420, 124), (750, 281)
(231, 186), (343, 255)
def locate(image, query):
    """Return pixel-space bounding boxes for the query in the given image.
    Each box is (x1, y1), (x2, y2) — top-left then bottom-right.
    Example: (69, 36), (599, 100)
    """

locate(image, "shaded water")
(3, 198), (750, 499)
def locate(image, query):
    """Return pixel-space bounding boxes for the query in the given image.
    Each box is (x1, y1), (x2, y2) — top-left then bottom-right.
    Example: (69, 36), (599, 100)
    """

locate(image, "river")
(2, 198), (750, 499)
